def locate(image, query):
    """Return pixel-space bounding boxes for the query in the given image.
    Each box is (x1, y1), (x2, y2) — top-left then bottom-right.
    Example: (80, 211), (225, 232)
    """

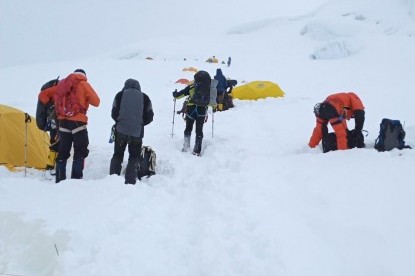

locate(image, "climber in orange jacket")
(308, 92), (365, 151)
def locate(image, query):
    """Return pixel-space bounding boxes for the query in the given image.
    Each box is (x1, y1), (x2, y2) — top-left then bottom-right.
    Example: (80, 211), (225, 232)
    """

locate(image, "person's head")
(194, 70), (209, 82)
(313, 102), (338, 120)
(216, 68), (223, 75)
(123, 78), (141, 91)
(74, 69), (86, 76)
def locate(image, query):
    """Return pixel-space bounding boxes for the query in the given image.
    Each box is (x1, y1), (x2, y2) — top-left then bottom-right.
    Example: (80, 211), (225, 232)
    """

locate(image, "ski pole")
(171, 98), (176, 137)
(211, 107), (214, 138)
(24, 113), (31, 177)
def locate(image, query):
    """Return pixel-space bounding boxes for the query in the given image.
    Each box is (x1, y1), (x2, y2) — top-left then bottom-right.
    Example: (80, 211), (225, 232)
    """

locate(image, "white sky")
(1, 0), (415, 275)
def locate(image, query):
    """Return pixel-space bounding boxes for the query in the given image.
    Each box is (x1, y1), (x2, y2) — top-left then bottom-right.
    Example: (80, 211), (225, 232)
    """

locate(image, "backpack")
(36, 77), (59, 130)
(209, 79), (218, 107)
(54, 75), (84, 117)
(322, 130), (365, 153)
(192, 70), (212, 106)
(374, 118), (411, 151)
(137, 146), (156, 179)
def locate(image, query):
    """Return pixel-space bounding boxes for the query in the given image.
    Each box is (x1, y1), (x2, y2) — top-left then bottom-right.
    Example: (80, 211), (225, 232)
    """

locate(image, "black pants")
(110, 132), (142, 184)
(112, 133), (142, 162)
(56, 120), (89, 182)
(57, 120), (89, 161)
(184, 105), (207, 139)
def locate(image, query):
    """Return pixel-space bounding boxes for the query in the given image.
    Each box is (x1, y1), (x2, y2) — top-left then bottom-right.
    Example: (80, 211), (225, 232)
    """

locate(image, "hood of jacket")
(123, 78), (141, 91)
(215, 68), (224, 77)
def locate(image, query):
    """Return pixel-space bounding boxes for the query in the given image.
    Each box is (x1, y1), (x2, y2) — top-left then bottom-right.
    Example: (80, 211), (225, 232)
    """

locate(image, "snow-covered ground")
(1, 0), (415, 275)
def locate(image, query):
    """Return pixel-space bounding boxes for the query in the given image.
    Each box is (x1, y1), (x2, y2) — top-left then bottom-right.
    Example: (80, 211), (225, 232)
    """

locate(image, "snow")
(1, 0), (415, 275)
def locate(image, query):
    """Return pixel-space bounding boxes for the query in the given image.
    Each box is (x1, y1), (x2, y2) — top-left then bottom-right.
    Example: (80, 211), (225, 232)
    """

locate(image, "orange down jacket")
(308, 92), (364, 150)
(38, 85), (57, 105)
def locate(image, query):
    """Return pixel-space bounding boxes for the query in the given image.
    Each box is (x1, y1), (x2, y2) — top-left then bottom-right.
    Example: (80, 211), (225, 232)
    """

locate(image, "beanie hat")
(74, 69), (86, 76)
(314, 102), (338, 120)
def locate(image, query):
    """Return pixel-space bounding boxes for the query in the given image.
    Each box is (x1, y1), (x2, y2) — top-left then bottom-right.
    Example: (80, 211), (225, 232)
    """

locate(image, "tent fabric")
(182, 67), (198, 73)
(231, 81), (285, 100)
(175, 78), (190, 85)
(205, 57), (218, 63)
(0, 104), (50, 170)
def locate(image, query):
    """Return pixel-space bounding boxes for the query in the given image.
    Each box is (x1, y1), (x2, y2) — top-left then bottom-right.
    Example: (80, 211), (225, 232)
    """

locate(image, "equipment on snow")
(138, 146), (156, 179)
(322, 130), (367, 153)
(374, 118), (411, 151)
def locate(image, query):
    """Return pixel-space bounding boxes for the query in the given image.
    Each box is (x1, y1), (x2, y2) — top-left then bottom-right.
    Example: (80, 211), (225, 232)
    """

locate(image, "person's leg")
(193, 113), (206, 155)
(125, 136), (142, 184)
(71, 122), (89, 179)
(183, 118), (194, 151)
(110, 133), (128, 175)
(55, 125), (73, 183)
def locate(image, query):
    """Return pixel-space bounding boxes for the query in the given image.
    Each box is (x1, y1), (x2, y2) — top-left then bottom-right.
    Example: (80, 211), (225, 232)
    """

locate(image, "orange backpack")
(54, 76), (85, 117)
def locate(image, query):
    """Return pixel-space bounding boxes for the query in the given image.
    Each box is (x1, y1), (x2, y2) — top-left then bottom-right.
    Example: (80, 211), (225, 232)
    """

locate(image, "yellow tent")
(0, 104), (50, 170)
(205, 57), (219, 63)
(231, 81), (285, 100)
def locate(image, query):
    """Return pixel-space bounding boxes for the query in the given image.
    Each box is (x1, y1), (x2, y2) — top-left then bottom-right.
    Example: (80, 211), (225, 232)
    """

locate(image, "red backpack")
(54, 75), (85, 117)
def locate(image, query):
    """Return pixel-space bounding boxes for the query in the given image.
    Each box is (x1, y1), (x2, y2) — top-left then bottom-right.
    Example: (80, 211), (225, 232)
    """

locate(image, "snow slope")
(1, 0), (415, 275)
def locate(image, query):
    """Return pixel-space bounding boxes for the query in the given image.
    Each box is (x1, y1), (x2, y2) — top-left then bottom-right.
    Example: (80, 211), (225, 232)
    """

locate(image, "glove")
(308, 142), (317, 148)
(172, 90), (179, 98)
(217, 104), (223, 111)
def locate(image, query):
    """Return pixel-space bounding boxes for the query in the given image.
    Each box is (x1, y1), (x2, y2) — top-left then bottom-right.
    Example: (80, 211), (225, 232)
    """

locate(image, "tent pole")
(24, 113), (31, 177)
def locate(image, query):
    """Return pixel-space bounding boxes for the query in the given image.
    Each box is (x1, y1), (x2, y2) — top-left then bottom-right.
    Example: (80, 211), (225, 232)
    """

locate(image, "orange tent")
(175, 78), (190, 85)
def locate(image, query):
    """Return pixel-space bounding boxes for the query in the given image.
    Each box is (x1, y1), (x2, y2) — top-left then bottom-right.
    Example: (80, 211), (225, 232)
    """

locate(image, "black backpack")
(322, 130), (365, 153)
(137, 146), (156, 179)
(192, 70), (211, 106)
(374, 118), (411, 151)
(36, 77), (59, 131)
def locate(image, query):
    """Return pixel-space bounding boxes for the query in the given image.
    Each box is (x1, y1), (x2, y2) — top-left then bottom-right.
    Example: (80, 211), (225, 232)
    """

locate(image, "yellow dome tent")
(205, 57), (219, 63)
(231, 81), (285, 100)
(0, 104), (50, 170)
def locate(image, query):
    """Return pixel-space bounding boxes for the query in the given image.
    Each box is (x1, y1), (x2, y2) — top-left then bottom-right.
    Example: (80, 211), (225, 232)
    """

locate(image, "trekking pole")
(24, 113), (31, 177)
(211, 107), (214, 138)
(171, 98), (176, 137)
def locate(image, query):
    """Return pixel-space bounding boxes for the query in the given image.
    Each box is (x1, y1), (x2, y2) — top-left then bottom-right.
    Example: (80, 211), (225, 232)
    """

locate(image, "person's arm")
(173, 85), (192, 99)
(308, 118), (326, 148)
(84, 82), (100, 107)
(354, 110), (365, 131)
(111, 92), (122, 122)
(143, 93), (154, 126)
